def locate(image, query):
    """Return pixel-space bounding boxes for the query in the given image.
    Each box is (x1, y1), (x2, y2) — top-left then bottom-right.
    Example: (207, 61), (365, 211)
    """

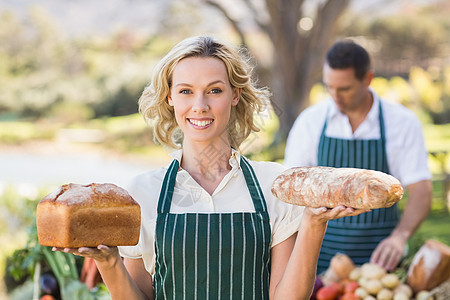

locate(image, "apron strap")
(378, 101), (390, 174)
(240, 156), (268, 213)
(157, 159), (179, 213)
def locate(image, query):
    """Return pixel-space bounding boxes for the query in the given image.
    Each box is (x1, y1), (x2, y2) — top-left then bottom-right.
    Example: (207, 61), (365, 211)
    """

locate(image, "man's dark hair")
(325, 40), (371, 81)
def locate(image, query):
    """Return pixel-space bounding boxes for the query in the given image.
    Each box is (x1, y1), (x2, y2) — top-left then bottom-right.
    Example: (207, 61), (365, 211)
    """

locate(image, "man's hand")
(370, 235), (406, 271)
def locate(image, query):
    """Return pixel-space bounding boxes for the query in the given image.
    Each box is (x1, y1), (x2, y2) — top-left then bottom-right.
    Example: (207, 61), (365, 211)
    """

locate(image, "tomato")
(340, 292), (360, 300)
(344, 281), (359, 294)
(316, 284), (341, 300)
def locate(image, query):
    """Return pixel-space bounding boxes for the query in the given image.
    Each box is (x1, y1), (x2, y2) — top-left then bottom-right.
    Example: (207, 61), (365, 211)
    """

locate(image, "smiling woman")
(52, 36), (369, 300)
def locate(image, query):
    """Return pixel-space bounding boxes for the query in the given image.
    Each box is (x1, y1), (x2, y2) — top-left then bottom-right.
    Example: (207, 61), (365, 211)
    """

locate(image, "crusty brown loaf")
(37, 183), (141, 248)
(271, 166), (403, 209)
(407, 239), (450, 293)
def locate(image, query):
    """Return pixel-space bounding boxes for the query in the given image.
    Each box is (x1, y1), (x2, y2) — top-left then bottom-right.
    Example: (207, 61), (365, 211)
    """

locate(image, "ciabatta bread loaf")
(37, 183), (141, 248)
(271, 167), (403, 209)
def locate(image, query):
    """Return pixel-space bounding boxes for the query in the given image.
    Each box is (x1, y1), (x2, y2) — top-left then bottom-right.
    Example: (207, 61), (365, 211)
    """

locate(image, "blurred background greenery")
(1, 0), (450, 298)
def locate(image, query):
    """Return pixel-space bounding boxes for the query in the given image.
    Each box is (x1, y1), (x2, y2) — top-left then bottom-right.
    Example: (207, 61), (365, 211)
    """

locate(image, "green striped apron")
(316, 101), (399, 273)
(153, 156), (272, 299)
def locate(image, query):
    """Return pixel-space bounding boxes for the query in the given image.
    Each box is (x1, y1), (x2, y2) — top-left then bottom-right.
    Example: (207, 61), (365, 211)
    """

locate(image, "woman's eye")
(210, 88), (222, 94)
(179, 89), (191, 94)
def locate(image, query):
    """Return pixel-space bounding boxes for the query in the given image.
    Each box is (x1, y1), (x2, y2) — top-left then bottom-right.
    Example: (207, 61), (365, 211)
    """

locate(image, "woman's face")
(168, 57), (239, 146)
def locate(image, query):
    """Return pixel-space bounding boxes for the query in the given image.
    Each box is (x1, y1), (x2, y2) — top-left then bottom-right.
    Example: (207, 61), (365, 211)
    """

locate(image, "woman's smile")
(187, 118), (214, 128)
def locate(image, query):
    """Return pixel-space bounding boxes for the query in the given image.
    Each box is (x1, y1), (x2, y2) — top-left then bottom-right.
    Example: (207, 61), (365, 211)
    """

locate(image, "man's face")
(322, 63), (372, 114)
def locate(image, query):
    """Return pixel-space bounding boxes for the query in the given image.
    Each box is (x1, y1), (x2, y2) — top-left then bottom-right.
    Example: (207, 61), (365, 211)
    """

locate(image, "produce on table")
(381, 274), (400, 289)
(377, 288), (394, 300)
(393, 284), (413, 299)
(345, 281), (360, 294)
(355, 287), (369, 298)
(341, 292), (360, 300)
(316, 282), (342, 300)
(350, 268), (362, 281)
(322, 253), (355, 286)
(393, 292), (410, 300)
(363, 278), (383, 295)
(361, 263), (386, 280)
(312, 251), (444, 300)
(415, 290), (433, 300)
(330, 253), (356, 279)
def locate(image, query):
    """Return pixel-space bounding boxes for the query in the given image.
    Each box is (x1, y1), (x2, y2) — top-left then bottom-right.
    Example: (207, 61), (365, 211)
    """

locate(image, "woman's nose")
(192, 94), (209, 112)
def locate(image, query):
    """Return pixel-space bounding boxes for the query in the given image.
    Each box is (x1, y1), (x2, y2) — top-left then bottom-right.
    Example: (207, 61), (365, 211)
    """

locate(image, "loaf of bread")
(271, 166), (403, 209)
(37, 183), (141, 248)
(407, 239), (450, 293)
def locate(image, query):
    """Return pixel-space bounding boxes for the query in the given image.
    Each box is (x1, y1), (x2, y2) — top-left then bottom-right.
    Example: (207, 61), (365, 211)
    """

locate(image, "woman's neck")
(180, 139), (233, 195)
(181, 139), (233, 175)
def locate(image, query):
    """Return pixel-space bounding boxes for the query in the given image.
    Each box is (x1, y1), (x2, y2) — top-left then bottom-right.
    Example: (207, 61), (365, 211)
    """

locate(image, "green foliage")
(2, 187), (111, 299)
(0, 9), (158, 121)
(0, 121), (55, 144)
(338, 2), (450, 124)
(341, 4), (450, 74)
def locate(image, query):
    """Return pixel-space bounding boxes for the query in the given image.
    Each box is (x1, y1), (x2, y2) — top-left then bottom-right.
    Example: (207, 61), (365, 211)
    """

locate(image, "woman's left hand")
(304, 205), (370, 225)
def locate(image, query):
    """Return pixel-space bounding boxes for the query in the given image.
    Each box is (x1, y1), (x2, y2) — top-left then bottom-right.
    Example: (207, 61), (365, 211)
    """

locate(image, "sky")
(0, 0), (442, 38)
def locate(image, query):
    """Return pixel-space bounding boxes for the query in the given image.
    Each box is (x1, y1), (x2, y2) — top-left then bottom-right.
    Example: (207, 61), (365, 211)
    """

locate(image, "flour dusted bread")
(37, 183), (141, 248)
(271, 167), (403, 209)
(407, 239), (450, 293)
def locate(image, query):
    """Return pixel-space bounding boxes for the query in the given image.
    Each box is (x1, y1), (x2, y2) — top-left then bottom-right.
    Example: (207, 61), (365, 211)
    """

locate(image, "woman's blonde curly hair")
(138, 36), (271, 150)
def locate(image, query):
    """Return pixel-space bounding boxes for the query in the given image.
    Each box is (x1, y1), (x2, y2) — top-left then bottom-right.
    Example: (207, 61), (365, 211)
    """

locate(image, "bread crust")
(37, 183), (141, 247)
(271, 167), (403, 209)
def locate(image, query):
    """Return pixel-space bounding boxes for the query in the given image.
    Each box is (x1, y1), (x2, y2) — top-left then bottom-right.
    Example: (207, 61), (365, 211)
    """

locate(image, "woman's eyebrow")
(174, 80), (226, 88)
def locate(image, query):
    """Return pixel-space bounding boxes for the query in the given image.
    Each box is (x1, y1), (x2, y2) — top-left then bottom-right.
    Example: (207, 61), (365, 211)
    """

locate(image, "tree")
(200, 0), (351, 143)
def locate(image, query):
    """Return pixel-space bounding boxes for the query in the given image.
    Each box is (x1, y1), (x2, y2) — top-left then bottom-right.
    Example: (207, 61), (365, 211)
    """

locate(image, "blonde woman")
(55, 36), (367, 300)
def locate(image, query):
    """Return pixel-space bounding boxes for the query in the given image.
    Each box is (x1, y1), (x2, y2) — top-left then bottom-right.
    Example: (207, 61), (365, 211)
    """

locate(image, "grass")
(399, 179), (449, 253)
(412, 211), (450, 245)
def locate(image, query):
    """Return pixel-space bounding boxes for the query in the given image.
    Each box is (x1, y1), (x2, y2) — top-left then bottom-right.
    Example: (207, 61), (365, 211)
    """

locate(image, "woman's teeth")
(189, 119), (213, 127)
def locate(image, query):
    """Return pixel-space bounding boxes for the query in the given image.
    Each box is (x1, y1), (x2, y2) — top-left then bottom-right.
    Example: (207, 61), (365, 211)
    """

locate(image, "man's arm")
(370, 179), (432, 270)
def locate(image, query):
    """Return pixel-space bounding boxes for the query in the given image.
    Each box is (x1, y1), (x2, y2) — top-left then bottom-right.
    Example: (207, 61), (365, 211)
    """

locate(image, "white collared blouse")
(119, 149), (304, 274)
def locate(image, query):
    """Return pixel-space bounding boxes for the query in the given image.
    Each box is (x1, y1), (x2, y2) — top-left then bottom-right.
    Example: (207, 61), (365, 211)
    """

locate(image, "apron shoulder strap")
(239, 156), (268, 213)
(157, 159), (179, 213)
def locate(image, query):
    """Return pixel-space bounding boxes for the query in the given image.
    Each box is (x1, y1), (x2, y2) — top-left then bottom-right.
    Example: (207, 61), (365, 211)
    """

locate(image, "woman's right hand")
(52, 245), (120, 268)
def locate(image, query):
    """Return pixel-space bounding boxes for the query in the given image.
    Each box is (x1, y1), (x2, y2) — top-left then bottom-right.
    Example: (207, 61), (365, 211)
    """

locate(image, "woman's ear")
(167, 93), (174, 106)
(232, 88), (241, 106)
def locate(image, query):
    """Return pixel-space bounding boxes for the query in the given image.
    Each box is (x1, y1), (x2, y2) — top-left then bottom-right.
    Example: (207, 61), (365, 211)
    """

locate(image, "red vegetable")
(316, 284), (341, 300)
(310, 277), (324, 299)
(344, 281), (359, 294)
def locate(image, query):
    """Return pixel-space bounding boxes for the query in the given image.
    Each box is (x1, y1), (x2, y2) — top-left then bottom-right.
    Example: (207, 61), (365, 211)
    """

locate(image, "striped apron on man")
(153, 156), (272, 299)
(316, 101), (399, 274)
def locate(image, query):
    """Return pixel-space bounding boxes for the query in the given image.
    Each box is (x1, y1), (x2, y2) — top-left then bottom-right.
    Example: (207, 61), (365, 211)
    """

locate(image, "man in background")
(284, 40), (432, 273)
